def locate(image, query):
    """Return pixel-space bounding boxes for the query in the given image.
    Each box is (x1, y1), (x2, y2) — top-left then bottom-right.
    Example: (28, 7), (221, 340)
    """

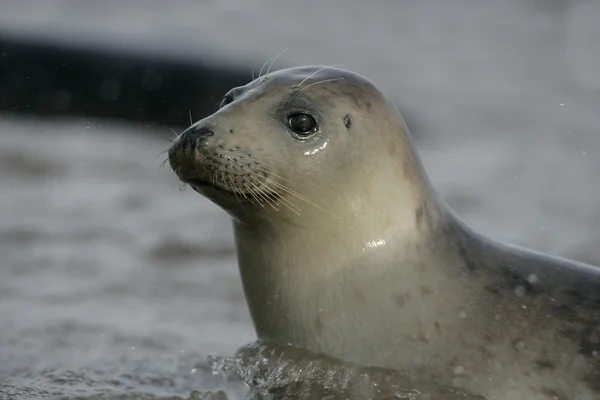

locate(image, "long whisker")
(263, 179), (326, 216)
(258, 57), (274, 79)
(156, 149), (170, 158)
(241, 170), (305, 215)
(241, 176), (273, 210)
(231, 166), (295, 213)
(227, 165), (277, 210)
(265, 48), (290, 77)
(188, 110), (194, 126)
(298, 78), (344, 93)
(272, 192), (302, 215)
(220, 170), (232, 194)
(295, 64), (344, 88)
(240, 175), (266, 207)
(226, 174), (245, 208)
(245, 177), (277, 209)
(244, 174), (301, 214)
(249, 159), (326, 191)
(159, 157), (170, 170)
(250, 166), (326, 204)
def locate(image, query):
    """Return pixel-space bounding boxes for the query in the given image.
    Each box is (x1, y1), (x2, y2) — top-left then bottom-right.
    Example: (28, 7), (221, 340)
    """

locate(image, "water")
(1, 1), (600, 398)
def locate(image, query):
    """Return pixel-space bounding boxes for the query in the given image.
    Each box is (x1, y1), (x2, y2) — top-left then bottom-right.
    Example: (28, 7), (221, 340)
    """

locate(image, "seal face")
(168, 66), (600, 399)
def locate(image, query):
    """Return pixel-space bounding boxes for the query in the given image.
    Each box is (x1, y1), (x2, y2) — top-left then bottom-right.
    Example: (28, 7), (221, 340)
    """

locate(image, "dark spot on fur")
(365, 101), (373, 110)
(434, 322), (441, 333)
(535, 359), (555, 370)
(395, 293), (411, 308)
(419, 285), (432, 296)
(343, 114), (352, 129)
(230, 129), (234, 134)
(219, 145), (224, 149)
(415, 206), (424, 229)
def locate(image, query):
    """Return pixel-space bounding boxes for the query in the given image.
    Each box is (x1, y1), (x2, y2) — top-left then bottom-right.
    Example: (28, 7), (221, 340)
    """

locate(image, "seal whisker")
(258, 57), (274, 79)
(264, 180), (326, 216)
(244, 176), (279, 211)
(265, 48), (290, 77)
(239, 176), (266, 207)
(156, 149), (170, 159)
(219, 170), (232, 195)
(188, 110), (194, 126)
(228, 175), (249, 208)
(250, 162), (327, 191)
(248, 166), (334, 216)
(242, 176), (278, 210)
(226, 165), (280, 211)
(295, 64), (344, 88)
(298, 78), (344, 93)
(240, 170), (305, 215)
(159, 157), (170, 171)
(166, 127), (180, 138)
(243, 173), (302, 214)
(271, 193), (302, 215)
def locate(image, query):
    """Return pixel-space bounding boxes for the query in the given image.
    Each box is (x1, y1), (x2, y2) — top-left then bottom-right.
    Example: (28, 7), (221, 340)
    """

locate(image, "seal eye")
(288, 113), (317, 137)
(220, 94), (233, 108)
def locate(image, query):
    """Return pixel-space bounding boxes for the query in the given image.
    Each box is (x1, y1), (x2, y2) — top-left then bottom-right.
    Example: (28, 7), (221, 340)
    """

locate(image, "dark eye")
(220, 94), (233, 108)
(287, 113), (318, 137)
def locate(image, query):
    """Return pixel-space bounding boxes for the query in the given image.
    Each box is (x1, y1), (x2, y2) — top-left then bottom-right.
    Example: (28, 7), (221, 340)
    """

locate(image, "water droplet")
(527, 274), (538, 284)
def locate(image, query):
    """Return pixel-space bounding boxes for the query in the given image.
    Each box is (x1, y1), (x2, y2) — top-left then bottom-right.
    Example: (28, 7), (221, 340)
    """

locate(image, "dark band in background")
(0, 33), (251, 129)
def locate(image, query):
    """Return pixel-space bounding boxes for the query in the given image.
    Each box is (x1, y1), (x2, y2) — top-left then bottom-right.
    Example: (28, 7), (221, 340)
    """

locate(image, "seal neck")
(231, 165), (447, 349)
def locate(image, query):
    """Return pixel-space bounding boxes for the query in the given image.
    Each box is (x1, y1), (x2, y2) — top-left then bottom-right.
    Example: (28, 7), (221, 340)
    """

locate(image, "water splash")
(207, 341), (485, 400)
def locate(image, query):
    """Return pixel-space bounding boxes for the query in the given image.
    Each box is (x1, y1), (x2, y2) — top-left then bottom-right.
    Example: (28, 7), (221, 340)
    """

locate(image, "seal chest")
(168, 66), (600, 400)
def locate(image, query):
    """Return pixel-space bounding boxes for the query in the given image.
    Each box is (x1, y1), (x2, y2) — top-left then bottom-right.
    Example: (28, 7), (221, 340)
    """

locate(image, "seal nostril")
(191, 125), (215, 138)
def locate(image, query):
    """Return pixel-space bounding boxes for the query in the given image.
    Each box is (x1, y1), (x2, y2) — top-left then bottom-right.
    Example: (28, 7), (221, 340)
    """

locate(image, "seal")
(167, 66), (600, 399)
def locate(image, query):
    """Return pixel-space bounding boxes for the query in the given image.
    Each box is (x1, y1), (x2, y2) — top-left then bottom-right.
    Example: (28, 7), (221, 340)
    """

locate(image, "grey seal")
(167, 66), (600, 400)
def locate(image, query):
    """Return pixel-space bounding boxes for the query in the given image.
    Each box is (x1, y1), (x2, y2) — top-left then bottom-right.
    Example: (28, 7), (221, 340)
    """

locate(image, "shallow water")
(2, 0), (600, 398)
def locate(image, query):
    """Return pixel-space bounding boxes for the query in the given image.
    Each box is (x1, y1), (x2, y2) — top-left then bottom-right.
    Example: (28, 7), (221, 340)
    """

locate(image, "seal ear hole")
(287, 113), (318, 139)
(344, 114), (352, 129)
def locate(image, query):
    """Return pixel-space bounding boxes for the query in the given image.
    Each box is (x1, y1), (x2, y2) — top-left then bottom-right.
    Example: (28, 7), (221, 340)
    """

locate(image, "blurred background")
(1, 0), (599, 399)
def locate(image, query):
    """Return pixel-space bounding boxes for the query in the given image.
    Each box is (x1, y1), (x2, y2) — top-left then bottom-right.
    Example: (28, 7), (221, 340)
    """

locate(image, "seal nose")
(179, 124), (215, 149)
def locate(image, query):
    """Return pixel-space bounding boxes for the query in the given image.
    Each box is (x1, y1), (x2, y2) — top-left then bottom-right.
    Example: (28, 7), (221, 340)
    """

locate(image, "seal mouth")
(185, 178), (279, 204)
